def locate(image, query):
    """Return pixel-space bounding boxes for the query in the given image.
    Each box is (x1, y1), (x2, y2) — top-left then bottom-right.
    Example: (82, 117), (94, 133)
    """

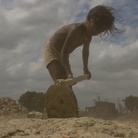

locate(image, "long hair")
(87, 5), (122, 39)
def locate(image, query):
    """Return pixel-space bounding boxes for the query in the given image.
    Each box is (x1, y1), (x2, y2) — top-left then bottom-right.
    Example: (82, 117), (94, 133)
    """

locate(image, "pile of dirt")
(0, 117), (138, 138)
(0, 97), (27, 115)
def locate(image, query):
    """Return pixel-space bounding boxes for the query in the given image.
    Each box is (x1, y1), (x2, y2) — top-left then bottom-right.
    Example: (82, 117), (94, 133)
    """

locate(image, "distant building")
(85, 106), (96, 117)
(85, 101), (117, 119)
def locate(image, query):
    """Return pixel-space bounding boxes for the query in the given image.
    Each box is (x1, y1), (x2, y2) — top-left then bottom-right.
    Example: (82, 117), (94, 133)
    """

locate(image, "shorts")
(44, 41), (61, 68)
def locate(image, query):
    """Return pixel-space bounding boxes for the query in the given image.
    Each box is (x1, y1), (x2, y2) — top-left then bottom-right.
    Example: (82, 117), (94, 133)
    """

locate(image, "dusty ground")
(0, 113), (138, 138)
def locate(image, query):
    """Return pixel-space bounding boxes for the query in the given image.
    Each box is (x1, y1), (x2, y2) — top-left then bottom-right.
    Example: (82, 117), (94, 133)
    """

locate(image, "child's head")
(86, 5), (120, 37)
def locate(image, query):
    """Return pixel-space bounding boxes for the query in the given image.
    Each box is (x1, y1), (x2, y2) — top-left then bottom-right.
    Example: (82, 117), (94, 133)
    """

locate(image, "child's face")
(87, 19), (105, 36)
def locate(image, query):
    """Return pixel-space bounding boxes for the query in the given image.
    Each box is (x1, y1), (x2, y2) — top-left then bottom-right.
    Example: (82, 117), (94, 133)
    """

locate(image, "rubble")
(27, 111), (44, 119)
(0, 97), (28, 115)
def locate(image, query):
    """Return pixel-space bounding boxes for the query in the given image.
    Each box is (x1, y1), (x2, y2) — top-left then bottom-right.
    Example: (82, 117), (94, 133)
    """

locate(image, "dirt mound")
(0, 117), (138, 138)
(0, 97), (27, 115)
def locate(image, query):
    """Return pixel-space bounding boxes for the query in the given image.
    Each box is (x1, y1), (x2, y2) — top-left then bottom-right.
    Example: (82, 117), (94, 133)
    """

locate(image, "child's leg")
(47, 60), (67, 82)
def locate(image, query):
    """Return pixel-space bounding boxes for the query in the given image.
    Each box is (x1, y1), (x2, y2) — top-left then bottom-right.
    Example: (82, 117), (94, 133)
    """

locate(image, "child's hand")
(83, 69), (91, 79)
(66, 68), (73, 79)
(67, 73), (73, 79)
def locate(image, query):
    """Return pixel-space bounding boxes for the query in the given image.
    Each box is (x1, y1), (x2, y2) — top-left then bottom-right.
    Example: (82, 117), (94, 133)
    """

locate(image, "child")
(45, 5), (120, 82)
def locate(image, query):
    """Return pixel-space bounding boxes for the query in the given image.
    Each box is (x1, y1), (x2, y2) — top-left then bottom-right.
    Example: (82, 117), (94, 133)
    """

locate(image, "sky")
(0, 0), (138, 110)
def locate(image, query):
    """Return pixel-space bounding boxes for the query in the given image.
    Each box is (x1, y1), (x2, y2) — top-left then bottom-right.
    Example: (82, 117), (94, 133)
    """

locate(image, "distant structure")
(85, 101), (117, 119)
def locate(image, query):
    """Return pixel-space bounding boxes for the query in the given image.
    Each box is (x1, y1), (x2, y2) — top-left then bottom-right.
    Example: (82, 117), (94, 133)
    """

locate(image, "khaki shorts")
(44, 41), (61, 68)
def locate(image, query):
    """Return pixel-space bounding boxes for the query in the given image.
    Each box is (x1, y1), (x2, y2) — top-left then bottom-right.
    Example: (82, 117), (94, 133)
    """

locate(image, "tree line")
(18, 91), (138, 113)
(123, 95), (138, 112)
(18, 91), (45, 112)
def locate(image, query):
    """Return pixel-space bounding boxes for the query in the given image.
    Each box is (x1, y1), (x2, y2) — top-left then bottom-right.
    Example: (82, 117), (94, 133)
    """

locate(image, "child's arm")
(82, 38), (92, 79)
(60, 27), (77, 78)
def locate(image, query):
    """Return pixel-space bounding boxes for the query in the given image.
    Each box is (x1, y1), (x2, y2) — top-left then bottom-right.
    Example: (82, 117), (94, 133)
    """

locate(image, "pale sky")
(0, 0), (138, 109)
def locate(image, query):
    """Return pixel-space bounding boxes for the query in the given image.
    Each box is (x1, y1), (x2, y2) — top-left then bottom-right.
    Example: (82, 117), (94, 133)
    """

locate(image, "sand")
(0, 114), (138, 138)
